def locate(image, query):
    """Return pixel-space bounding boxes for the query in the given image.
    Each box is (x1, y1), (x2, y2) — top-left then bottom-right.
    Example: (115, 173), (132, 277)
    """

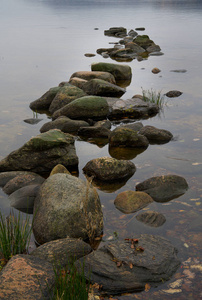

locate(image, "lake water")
(0, 0), (202, 298)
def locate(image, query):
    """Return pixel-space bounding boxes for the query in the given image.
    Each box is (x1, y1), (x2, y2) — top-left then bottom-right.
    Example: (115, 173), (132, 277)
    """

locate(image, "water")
(0, 0), (202, 298)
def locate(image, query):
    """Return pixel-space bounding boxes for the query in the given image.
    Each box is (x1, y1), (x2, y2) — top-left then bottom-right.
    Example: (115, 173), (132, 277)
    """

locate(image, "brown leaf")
(145, 283), (151, 292)
(116, 261), (122, 267)
(129, 263), (133, 269)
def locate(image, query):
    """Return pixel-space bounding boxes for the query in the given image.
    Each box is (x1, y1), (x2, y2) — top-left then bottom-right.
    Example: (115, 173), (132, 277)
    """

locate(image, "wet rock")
(94, 119), (111, 130)
(0, 129), (78, 173)
(0, 171), (43, 187)
(124, 42), (145, 54)
(31, 237), (92, 268)
(109, 127), (149, 148)
(3, 173), (44, 195)
(9, 184), (41, 213)
(33, 173), (103, 244)
(139, 125), (173, 144)
(49, 164), (71, 176)
(133, 35), (154, 49)
(136, 211), (166, 227)
(83, 156), (136, 182)
(76, 234), (181, 295)
(82, 78), (126, 97)
(152, 67), (161, 74)
(109, 48), (136, 61)
(147, 44), (161, 53)
(70, 71), (116, 84)
(69, 77), (87, 89)
(40, 116), (89, 134)
(165, 90), (183, 98)
(121, 122), (144, 131)
(49, 85), (86, 114)
(109, 146), (146, 160)
(91, 62), (132, 83)
(136, 174), (189, 202)
(170, 69), (187, 73)
(135, 27), (145, 31)
(0, 254), (54, 300)
(23, 118), (43, 125)
(78, 126), (110, 138)
(104, 27), (127, 37)
(29, 86), (61, 111)
(128, 29), (138, 37)
(84, 53), (96, 57)
(114, 190), (153, 213)
(52, 96), (109, 121)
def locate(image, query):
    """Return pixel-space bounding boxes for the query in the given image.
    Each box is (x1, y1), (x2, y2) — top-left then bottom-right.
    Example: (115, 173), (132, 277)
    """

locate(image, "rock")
(104, 27), (127, 37)
(82, 79), (126, 98)
(121, 122), (144, 131)
(91, 62), (132, 83)
(70, 71), (116, 85)
(136, 211), (166, 227)
(30, 237), (92, 268)
(84, 53), (95, 57)
(3, 173), (44, 195)
(40, 116), (89, 134)
(9, 184), (41, 213)
(139, 125), (173, 144)
(124, 42), (145, 54)
(0, 171), (43, 187)
(147, 44), (161, 53)
(0, 254), (54, 300)
(133, 35), (154, 49)
(165, 90), (183, 98)
(128, 29), (138, 37)
(49, 85), (86, 114)
(49, 164), (71, 176)
(29, 87), (61, 111)
(76, 234), (181, 295)
(52, 96), (109, 121)
(78, 126), (110, 138)
(135, 27), (145, 31)
(170, 69), (187, 73)
(136, 174), (189, 202)
(152, 67), (161, 74)
(83, 156), (136, 182)
(69, 77), (87, 89)
(0, 129), (78, 173)
(109, 146), (146, 160)
(94, 119), (111, 129)
(23, 118), (43, 125)
(109, 127), (149, 148)
(33, 173), (103, 244)
(109, 48), (136, 61)
(114, 190), (153, 213)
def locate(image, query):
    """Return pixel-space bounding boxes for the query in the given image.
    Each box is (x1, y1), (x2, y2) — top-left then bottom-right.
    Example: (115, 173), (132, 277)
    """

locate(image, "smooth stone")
(165, 90), (183, 98)
(70, 71), (116, 84)
(49, 164), (71, 176)
(29, 86), (61, 111)
(69, 77), (87, 89)
(23, 118), (43, 125)
(91, 62), (132, 82)
(139, 125), (173, 144)
(136, 211), (166, 227)
(0, 171), (43, 187)
(104, 27), (127, 37)
(170, 69), (187, 73)
(78, 126), (111, 138)
(152, 67), (161, 74)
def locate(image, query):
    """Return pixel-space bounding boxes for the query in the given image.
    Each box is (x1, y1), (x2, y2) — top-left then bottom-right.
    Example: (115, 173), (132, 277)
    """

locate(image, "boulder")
(76, 234), (181, 295)
(83, 156), (136, 182)
(109, 48), (136, 61)
(152, 67), (161, 74)
(29, 87), (61, 111)
(49, 164), (71, 176)
(136, 174), (189, 202)
(165, 90), (183, 98)
(0, 129), (78, 173)
(40, 116), (89, 134)
(33, 173), (103, 244)
(69, 77), (87, 89)
(70, 71), (116, 84)
(104, 27), (127, 37)
(139, 125), (173, 144)
(30, 237), (92, 268)
(49, 85), (86, 114)
(136, 211), (166, 227)
(91, 62), (132, 82)
(0, 171), (43, 187)
(109, 127), (149, 148)
(78, 126), (110, 138)
(52, 96), (109, 121)
(133, 35), (154, 50)
(121, 122), (143, 131)
(94, 119), (111, 129)
(114, 190), (153, 213)
(147, 44), (161, 53)
(124, 42), (145, 54)
(82, 78), (126, 97)
(0, 254), (54, 300)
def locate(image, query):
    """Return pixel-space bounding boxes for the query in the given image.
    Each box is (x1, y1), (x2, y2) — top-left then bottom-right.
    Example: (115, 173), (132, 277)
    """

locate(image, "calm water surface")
(0, 0), (202, 298)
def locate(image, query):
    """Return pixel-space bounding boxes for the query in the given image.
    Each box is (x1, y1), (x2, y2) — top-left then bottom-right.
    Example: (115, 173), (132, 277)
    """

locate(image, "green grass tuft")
(141, 87), (165, 109)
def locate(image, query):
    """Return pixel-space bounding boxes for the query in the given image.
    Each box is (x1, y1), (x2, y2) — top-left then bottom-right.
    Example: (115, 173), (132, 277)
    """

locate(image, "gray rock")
(69, 77), (87, 90)
(121, 122), (143, 131)
(165, 90), (183, 98)
(128, 29), (138, 37)
(124, 42), (145, 54)
(94, 119), (111, 130)
(170, 69), (187, 73)
(70, 71), (116, 84)
(136, 174), (189, 202)
(83, 156), (136, 182)
(91, 62), (132, 82)
(23, 118), (43, 125)
(76, 234), (181, 295)
(147, 44), (161, 53)
(78, 126), (110, 138)
(139, 125), (173, 144)
(33, 173), (103, 244)
(104, 27), (127, 37)
(136, 211), (166, 227)
(29, 87), (61, 111)
(0, 171), (42, 187)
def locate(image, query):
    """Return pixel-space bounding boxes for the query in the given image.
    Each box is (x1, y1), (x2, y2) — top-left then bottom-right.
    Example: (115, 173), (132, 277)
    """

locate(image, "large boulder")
(70, 71), (116, 84)
(136, 174), (189, 202)
(29, 87), (61, 111)
(52, 96), (109, 120)
(91, 62), (132, 83)
(83, 156), (136, 182)
(76, 234), (181, 295)
(0, 129), (78, 173)
(139, 125), (173, 144)
(33, 173), (103, 244)
(49, 85), (86, 114)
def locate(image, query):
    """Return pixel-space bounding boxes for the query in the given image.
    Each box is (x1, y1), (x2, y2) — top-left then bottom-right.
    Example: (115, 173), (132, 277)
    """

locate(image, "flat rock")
(165, 90), (183, 98)
(83, 78), (126, 97)
(70, 71), (116, 84)
(136, 211), (166, 227)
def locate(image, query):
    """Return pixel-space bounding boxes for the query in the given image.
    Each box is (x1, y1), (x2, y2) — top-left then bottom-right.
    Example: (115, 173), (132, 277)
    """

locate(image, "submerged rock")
(78, 126), (110, 139)
(136, 211), (166, 227)
(0, 171), (43, 187)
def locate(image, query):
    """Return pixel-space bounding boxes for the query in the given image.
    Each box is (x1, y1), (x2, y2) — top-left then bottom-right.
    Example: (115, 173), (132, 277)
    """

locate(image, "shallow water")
(0, 0), (202, 298)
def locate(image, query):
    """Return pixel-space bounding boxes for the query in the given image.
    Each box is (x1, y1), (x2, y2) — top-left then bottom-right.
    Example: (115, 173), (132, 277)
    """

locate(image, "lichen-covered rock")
(91, 62), (132, 82)
(52, 96), (109, 120)
(139, 125), (173, 144)
(29, 87), (61, 111)
(133, 35), (154, 50)
(136, 211), (166, 227)
(70, 71), (116, 84)
(136, 174), (189, 202)
(33, 173), (103, 244)
(83, 78), (126, 97)
(83, 156), (136, 182)
(69, 77), (87, 89)
(114, 190), (153, 213)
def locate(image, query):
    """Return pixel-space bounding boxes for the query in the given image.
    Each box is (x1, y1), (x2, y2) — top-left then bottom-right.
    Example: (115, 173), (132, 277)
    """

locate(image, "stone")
(49, 85), (86, 114)
(83, 156), (136, 182)
(52, 96), (109, 121)
(76, 234), (181, 295)
(70, 71), (116, 84)
(49, 164), (71, 176)
(139, 125), (173, 144)
(82, 78), (126, 97)
(91, 62), (132, 82)
(121, 122), (143, 131)
(40, 116), (89, 134)
(165, 90), (183, 98)
(136, 174), (189, 202)
(84, 53), (95, 57)
(30, 237), (92, 268)
(78, 126), (110, 138)
(29, 87), (61, 111)
(0, 171), (43, 187)
(109, 127), (149, 148)
(128, 29), (138, 37)
(136, 211), (166, 227)
(0, 129), (78, 173)
(147, 44), (161, 53)
(23, 118), (43, 125)
(170, 69), (187, 73)
(114, 190), (153, 213)
(152, 67), (161, 74)
(33, 173), (103, 244)
(94, 119), (111, 129)
(0, 254), (54, 300)
(133, 35), (154, 49)
(3, 173), (44, 195)
(104, 27), (127, 37)
(69, 77), (87, 89)
(124, 42), (145, 54)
